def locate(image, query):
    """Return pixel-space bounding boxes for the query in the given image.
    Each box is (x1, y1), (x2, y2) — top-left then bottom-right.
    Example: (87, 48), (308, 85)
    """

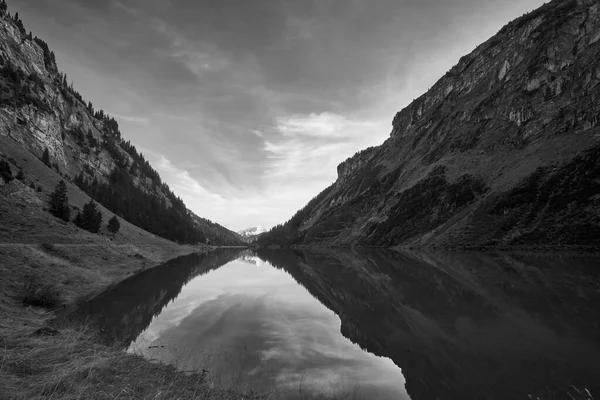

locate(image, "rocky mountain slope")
(0, 4), (242, 246)
(258, 0), (600, 249)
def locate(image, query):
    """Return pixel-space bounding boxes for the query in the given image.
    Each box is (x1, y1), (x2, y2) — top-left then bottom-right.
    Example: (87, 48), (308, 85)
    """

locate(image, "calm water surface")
(76, 249), (600, 400)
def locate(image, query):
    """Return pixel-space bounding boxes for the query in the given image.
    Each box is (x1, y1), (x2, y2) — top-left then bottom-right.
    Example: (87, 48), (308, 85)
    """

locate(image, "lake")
(74, 248), (600, 399)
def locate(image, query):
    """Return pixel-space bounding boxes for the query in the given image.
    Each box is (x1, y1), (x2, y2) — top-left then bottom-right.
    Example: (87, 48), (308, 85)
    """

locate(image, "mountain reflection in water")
(74, 248), (600, 400)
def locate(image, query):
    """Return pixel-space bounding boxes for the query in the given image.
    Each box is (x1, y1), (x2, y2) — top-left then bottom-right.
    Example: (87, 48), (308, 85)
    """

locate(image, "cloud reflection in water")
(128, 258), (409, 399)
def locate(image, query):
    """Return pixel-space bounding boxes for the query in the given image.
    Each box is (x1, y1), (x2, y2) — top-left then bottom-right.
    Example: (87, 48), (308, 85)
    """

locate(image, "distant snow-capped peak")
(237, 226), (267, 237)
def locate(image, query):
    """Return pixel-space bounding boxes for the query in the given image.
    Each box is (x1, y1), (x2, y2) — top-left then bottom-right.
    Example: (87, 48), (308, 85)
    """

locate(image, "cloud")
(111, 113), (150, 125)
(276, 112), (368, 139)
(264, 112), (387, 182)
(157, 156), (224, 204)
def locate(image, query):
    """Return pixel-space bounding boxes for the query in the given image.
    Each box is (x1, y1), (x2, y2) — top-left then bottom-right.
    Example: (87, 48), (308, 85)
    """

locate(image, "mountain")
(236, 226), (267, 243)
(238, 226), (267, 237)
(257, 0), (600, 249)
(0, 3), (243, 246)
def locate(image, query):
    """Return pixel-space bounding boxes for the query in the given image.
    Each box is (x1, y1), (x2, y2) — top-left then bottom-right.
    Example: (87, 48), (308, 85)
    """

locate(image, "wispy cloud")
(157, 156), (224, 205)
(264, 112), (386, 182)
(111, 113), (150, 125)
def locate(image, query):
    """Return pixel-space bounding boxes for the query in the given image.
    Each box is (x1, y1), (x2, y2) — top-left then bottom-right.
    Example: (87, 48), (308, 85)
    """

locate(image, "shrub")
(41, 242), (56, 253)
(16, 169), (24, 181)
(22, 276), (62, 308)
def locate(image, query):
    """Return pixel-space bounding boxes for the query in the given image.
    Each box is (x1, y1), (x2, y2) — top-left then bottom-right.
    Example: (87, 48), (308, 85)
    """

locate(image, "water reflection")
(256, 248), (600, 400)
(128, 254), (408, 399)
(71, 249), (244, 345)
(74, 248), (600, 400)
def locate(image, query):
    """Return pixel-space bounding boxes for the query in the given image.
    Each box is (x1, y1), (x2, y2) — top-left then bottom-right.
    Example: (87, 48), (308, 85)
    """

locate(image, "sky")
(11, 0), (546, 231)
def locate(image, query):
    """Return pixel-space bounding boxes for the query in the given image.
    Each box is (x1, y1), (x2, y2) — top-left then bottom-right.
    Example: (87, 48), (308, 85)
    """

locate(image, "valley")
(1, 0), (599, 399)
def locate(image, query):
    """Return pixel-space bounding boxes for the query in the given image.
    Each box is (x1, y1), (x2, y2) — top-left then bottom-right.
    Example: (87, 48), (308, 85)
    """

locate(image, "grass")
(22, 275), (63, 308)
(0, 315), (261, 400)
(0, 310), (382, 400)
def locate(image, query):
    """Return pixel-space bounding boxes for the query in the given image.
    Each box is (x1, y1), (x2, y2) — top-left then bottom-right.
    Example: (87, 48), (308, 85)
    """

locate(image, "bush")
(22, 276), (62, 308)
(16, 169), (24, 181)
(40, 242), (57, 253)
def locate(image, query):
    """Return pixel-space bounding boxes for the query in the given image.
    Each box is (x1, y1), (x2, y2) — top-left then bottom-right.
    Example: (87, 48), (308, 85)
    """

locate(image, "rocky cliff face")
(260, 0), (600, 248)
(0, 15), (148, 195)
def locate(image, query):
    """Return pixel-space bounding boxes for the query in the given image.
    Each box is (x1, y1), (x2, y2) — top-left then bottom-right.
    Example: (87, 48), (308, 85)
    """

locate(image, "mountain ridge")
(257, 0), (600, 249)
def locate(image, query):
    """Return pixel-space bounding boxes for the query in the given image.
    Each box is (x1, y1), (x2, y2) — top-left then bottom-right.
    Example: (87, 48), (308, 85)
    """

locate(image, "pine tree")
(49, 180), (70, 222)
(41, 147), (51, 167)
(107, 215), (120, 234)
(75, 199), (102, 233)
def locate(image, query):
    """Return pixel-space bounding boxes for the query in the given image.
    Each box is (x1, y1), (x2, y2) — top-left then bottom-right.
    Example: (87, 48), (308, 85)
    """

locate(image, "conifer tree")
(0, 159), (13, 183)
(107, 215), (120, 234)
(49, 180), (70, 222)
(41, 147), (51, 167)
(74, 199), (102, 233)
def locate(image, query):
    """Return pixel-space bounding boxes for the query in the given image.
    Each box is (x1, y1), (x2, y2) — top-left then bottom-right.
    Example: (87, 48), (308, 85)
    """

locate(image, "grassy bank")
(0, 240), (251, 399)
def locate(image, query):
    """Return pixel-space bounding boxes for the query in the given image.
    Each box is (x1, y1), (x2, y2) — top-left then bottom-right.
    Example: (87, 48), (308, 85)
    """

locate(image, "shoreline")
(0, 241), (258, 400)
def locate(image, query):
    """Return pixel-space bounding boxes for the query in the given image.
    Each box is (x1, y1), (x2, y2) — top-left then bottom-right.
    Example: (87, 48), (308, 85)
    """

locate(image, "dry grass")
(0, 307), (380, 400)
(0, 307), (267, 400)
(0, 238), (236, 399)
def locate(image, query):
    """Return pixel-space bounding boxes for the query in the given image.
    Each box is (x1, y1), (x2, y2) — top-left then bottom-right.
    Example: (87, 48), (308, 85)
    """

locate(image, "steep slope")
(0, 3), (242, 246)
(189, 211), (245, 246)
(258, 0), (600, 249)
